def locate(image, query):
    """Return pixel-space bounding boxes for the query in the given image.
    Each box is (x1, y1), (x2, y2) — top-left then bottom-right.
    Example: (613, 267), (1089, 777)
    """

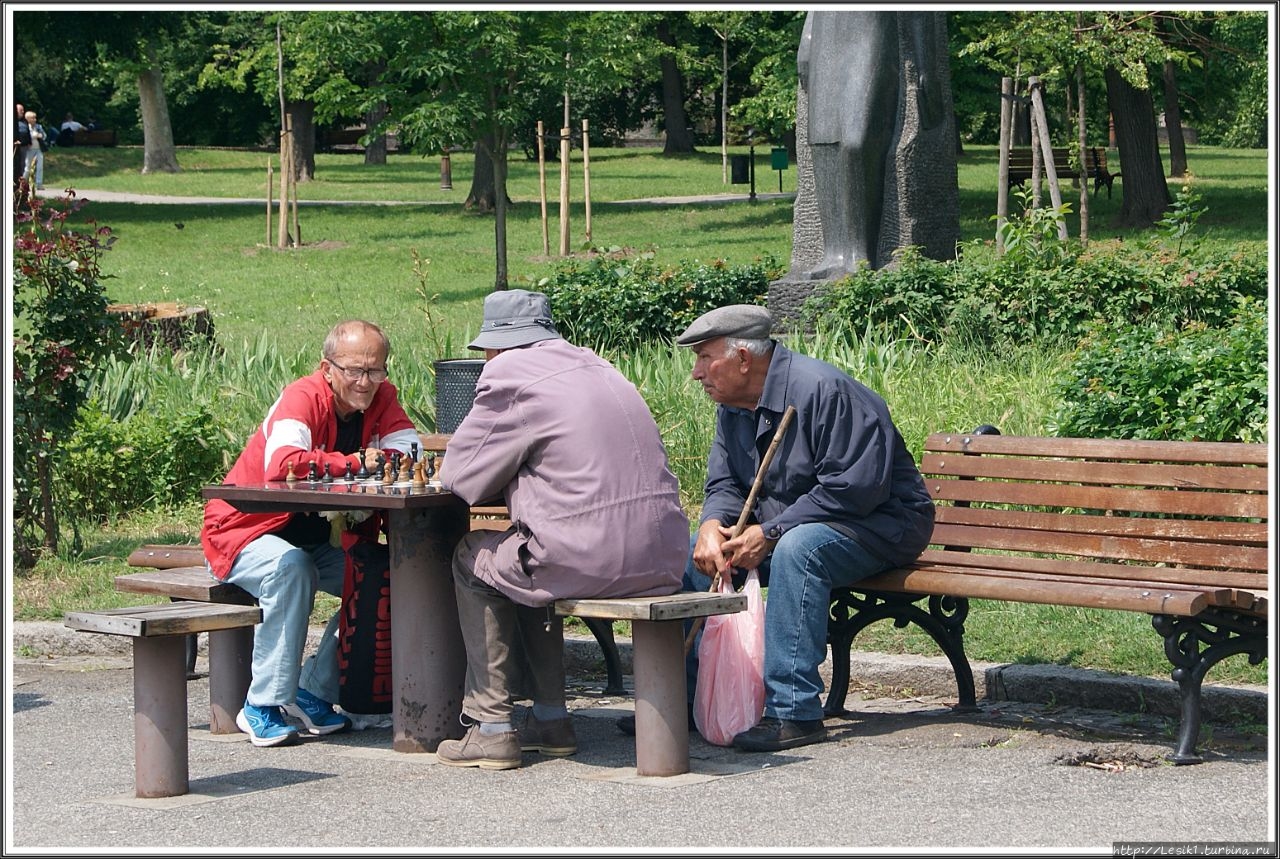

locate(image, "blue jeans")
(220, 534), (346, 708)
(684, 523), (891, 723)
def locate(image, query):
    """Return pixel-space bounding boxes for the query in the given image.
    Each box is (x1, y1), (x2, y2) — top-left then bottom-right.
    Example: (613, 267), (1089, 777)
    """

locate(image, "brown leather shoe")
(436, 724), (521, 770)
(518, 715), (577, 757)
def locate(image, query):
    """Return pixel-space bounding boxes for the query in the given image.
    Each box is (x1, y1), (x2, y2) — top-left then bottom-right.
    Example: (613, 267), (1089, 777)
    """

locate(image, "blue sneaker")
(236, 703), (301, 748)
(284, 688), (352, 736)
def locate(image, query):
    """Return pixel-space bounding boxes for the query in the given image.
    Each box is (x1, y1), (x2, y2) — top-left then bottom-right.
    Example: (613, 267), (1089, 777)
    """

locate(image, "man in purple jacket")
(437, 289), (689, 770)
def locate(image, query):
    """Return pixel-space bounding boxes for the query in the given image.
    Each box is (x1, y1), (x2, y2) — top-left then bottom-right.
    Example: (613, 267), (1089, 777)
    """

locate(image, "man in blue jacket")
(675, 304), (935, 752)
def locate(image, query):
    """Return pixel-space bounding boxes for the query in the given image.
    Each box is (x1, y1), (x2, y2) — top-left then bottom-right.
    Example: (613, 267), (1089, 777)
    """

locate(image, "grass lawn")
(14, 141), (1269, 688)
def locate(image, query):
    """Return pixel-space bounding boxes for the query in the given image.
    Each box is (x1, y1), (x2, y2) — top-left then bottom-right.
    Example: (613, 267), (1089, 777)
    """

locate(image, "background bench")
(825, 427), (1267, 764)
(64, 602), (261, 798)
(1007, 146), (1117, 197)
(67, 128), (117, 147)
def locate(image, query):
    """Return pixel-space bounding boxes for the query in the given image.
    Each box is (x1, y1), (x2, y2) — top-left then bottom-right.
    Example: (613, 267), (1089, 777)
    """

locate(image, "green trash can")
(770, 147), (789, 171)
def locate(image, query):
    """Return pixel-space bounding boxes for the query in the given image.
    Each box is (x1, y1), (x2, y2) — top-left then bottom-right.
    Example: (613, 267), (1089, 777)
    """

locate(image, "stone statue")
(770, 11), (960, 324)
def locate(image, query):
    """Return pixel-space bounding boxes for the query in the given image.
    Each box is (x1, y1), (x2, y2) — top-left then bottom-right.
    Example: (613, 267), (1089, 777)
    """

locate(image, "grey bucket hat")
(467, 289), (562, 351)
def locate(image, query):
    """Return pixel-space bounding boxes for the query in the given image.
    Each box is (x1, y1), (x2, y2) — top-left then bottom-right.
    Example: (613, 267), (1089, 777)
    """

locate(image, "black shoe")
(616, 707), (697, 737)
(732, 716), (827, 752)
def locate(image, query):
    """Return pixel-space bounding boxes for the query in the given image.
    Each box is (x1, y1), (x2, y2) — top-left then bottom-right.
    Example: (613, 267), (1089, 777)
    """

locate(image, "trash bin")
(770, 147), (789, 171)
(730, 154), (750, 185)
(433, 358), (485, 433)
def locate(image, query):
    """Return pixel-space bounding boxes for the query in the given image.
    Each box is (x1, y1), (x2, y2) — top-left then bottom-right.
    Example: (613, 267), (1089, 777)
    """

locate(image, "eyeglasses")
(327, 359), (388, 383)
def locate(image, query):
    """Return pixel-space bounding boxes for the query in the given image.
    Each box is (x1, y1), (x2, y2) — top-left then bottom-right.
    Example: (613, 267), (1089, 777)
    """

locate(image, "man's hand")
(691, 520), (732, 578)
(719, 524), (774, 572)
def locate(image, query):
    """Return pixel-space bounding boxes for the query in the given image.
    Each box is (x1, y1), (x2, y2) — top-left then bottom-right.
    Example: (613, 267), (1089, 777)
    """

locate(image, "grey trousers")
(452, 531), (566, 723)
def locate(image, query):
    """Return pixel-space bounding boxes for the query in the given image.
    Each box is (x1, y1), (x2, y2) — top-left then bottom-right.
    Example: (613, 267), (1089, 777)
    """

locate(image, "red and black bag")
(337, 517), (393, 715)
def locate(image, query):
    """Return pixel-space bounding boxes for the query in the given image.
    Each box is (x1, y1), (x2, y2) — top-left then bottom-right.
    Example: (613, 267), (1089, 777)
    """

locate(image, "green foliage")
(994, 185), (1074, 269)
(1155, 179), (1208, 254)
(802, 238), (1266, 350)
(1049, 298), (1267, 443)
(12, 191), (127, 566)
(534, 250), (783, 349)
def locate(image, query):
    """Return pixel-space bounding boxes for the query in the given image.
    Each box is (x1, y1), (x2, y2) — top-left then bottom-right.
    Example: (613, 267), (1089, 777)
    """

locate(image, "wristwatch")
(765, 524), (784, 541)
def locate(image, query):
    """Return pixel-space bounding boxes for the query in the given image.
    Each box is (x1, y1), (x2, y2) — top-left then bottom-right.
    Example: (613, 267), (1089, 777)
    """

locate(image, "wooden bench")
(555, 591), (745, 777)
(116, 556), (255, 735)
(319, 127), (399, 154)
(70, 128), (117, 147)
(1007, 146), (1117, 197)
(825, 428), (1267, 764)
(64, 602), (262, 798)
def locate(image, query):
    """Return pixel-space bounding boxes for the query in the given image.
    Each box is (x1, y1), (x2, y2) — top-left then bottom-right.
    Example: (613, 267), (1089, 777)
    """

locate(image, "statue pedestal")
(766, 276), (830, 334)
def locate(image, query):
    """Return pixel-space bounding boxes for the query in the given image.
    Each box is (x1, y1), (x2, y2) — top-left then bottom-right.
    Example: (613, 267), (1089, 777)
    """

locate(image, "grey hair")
(723, 337), (773, 357)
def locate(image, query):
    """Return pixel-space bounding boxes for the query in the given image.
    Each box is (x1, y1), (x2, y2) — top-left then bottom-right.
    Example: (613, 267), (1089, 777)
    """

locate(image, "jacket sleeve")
(439, 375), (528, 506)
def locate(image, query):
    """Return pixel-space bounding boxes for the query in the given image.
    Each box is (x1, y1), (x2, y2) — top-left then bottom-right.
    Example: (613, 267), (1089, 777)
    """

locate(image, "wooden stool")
(64, 602), (262, 798)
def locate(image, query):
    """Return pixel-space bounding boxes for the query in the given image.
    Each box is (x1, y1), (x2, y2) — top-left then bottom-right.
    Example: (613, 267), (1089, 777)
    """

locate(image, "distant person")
(85, 115), (101, 131)
(14, 103), (31, 189)
(436, 289), (688, 771)
(201, 319), (421, 747)
(22, 110), (46, 189)
(60, 113), (86, 146)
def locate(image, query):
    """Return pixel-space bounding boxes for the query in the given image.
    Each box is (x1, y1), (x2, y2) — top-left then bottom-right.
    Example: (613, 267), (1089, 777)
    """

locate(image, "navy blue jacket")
(700, 342), (935, 567)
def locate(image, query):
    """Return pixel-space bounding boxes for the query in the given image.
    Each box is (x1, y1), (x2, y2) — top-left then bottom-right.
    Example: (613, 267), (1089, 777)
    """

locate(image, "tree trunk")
(656, 17), (696, 154)
(1105, 66), (1170, 229)
(138, 44), (180, 175)
(492, 135), (509, 291)
(1162, 59), (1187, 179)
(363, 101), (389, 166)
(1075, 13), (1089, 246)
(287, 99), (316, 182)
(466, 140), (497, 212)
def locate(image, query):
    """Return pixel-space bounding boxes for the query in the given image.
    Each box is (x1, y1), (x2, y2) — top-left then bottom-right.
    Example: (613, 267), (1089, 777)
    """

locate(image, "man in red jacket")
(201, 320), (420, 747)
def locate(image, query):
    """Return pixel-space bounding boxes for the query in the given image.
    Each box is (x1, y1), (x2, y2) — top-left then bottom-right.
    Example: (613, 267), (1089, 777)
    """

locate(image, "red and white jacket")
(201, 370), (418, 578)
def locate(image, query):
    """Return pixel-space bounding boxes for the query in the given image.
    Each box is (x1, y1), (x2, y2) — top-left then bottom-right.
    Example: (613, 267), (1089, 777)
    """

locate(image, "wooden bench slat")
(927, 432), (1267, 465)
(115, 568), (256, 604)
(935, 505), (1268, 546)
(887, 562), (1238, 604)
(922, 452), (1268, 492)
(916, 548), (1268, 591)
(556, 592), (745, 622)
(930, 522), (1271, 571)
(865, 567), (1214, 616)
(65, 603), (261, 637)
(927, 478), (1268, 519)
(127, 544), (206, 569)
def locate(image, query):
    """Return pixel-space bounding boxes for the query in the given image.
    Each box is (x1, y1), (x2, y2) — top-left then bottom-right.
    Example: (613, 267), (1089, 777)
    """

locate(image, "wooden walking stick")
(684, 404), (796, 656)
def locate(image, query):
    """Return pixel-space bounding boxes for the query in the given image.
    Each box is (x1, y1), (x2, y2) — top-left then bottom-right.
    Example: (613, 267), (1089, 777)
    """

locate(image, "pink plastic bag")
(693, 568), (765, 746)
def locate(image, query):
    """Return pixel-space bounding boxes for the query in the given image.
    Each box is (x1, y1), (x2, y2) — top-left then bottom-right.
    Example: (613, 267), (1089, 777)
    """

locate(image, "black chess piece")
(356, 449), (370, 480)
(321, 462), (334, 483)
(344, 461), (354, 481)
(307, 461), (320, 482)
(375, 453), (386, 481)
(426, 451), (437, 481)
(410, 442), (419, 464)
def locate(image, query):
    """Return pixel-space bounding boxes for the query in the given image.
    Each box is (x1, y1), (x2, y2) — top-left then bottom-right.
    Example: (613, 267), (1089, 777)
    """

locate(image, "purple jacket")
(442, 338), (689, 607)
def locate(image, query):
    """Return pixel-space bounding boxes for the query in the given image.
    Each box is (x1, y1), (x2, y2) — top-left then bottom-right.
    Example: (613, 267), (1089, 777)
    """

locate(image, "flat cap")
(675, 304), (774, 346)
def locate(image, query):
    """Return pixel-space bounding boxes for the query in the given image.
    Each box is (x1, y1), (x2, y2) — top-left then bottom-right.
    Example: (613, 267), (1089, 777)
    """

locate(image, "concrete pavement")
(6, 621), (1273, 853)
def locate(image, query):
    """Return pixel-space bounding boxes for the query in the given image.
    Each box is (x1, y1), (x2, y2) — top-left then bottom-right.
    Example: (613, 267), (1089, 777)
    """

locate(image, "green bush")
(802, 241), (1267, 349)
(532, 249), (782, 348)
(57, 399), (237, 523)
(1049, 298), (1267, 443)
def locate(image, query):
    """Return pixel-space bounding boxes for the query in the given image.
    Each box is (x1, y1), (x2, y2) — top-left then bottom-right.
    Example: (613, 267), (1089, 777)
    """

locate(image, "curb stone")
(14, 620), (1266, 726)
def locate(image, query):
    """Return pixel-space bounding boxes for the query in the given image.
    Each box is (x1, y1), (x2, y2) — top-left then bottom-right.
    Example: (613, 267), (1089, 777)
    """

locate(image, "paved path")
(6, 622), (1272, 852)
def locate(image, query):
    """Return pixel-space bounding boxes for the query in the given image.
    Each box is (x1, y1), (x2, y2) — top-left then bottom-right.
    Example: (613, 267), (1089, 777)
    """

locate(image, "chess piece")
(286, 461), (298, 482)
(321, 462), (334, 483)
(412, 458), (427, 487)
(344, 460), (354, 481)
(426, 452), (437, 482)
(356, 449), (370, 481)
(382, 455), (395, 485)
(307, 461), (320, 482)
(375, 453), (386, 481)
(410, 441), (419, 464)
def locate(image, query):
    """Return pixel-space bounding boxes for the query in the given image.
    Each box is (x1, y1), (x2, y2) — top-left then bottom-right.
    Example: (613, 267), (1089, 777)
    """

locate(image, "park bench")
(63, 601), (262, 798)
(69, 129), (117, 147)
(319, 126), (399, 154)
(1006, 146), (1117, 198)
(824, 428), (1267, 765)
